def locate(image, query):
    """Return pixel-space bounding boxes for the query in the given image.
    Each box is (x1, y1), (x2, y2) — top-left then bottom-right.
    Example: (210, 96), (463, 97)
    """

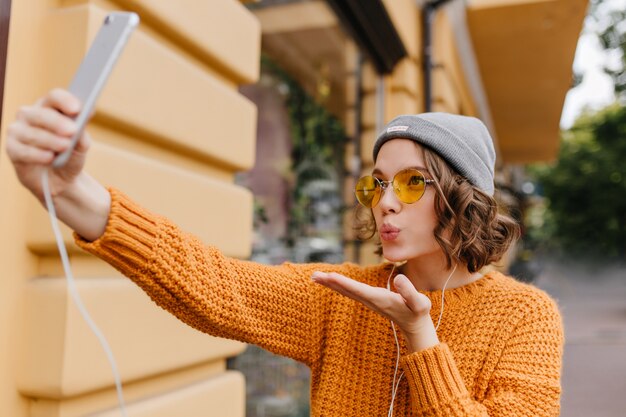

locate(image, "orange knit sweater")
(76, 189), (564, 416)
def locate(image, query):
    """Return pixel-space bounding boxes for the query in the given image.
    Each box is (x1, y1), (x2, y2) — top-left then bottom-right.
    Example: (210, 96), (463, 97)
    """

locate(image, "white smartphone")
(52, 12), (140, 168)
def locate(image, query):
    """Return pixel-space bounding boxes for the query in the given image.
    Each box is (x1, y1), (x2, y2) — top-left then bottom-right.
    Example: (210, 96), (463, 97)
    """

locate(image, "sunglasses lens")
(394, 169), (426, 203)
(355, 176), (380, 208)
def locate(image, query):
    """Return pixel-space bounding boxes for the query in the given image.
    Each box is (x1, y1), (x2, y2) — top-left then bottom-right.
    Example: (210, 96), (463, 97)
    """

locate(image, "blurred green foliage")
(261, 56), (347, 244)
(529, 105), (626, 259)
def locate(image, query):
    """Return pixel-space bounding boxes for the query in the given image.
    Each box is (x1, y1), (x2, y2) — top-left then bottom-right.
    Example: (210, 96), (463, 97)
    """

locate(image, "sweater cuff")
(74, 188), (160, 273)
(400, 343), (469, 410)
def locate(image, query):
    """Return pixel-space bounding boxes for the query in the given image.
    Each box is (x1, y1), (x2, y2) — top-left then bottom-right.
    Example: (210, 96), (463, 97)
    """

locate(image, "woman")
(6, 89), (564, 416)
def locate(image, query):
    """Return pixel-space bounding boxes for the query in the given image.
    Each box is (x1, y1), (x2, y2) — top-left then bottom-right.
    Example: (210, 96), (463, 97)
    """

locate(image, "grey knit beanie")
(372, 113), (496, 195)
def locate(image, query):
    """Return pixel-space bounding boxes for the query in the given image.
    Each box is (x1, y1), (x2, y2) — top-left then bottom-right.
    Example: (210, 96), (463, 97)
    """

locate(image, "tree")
(531, 105), (626, 260)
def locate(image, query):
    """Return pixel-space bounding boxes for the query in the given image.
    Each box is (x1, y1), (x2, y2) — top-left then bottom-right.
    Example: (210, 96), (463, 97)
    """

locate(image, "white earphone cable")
(41, 169), (128, 417)
(435, 263), (457, 331)
(386, 262), (457, 416)
(386, 265), (399, 417)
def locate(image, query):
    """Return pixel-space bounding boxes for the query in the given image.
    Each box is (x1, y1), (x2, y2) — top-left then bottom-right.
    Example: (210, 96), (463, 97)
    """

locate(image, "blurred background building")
(3, 0), (618, 417)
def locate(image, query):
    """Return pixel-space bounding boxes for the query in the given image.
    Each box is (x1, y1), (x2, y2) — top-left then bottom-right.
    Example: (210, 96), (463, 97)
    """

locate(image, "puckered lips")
(380, 223), (400, 242)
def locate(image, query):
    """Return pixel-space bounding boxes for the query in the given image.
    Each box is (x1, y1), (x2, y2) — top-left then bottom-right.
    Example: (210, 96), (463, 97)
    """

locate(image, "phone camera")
(104, 15), (114, 25)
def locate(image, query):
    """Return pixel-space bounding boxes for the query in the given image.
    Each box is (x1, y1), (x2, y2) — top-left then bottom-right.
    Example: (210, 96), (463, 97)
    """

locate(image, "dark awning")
(325, 0), (407, 74)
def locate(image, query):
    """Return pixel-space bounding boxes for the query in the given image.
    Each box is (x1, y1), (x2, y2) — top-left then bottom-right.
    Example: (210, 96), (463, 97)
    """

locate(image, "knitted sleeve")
(400, 292), (564, 417)
(74, 188), (340, 366)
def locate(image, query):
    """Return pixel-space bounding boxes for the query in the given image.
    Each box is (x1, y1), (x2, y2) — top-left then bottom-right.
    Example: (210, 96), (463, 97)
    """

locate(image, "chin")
(381, 246), (412, 263)
(382, 244), (437, 263)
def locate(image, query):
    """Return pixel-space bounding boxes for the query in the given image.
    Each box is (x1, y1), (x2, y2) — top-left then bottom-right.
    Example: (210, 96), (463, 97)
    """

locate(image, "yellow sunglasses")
(355, 168), (434, 208)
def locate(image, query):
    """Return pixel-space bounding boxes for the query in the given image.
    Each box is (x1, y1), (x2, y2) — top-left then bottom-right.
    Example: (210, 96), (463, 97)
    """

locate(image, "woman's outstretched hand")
(5, 88), (111, 241)
(311, 271), (439, 352)
(6, 88), (89, 201)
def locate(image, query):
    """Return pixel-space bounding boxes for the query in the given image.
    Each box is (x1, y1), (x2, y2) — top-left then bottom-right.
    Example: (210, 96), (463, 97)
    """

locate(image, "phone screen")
(52, 12), (139, 168)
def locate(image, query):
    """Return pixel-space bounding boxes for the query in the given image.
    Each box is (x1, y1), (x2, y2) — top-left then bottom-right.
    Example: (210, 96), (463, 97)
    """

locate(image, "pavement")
(533, 259), (626, 417)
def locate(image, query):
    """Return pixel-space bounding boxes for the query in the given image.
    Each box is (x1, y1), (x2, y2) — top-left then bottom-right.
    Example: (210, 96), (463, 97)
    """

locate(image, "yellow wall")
(0, 1), (260, 416)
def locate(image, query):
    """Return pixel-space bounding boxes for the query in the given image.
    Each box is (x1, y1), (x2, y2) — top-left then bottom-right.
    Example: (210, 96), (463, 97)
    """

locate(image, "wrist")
(53, 173), (111, 241)
(402, 316), (439, 353)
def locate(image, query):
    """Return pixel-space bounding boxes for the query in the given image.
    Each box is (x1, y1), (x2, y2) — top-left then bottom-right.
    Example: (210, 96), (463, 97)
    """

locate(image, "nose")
(377, 181), (401, 213)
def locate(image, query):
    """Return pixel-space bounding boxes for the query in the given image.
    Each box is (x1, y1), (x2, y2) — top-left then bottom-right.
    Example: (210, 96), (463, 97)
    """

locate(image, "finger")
(20, 106), (78, 137)
(13, 123), (72, 153)
(74, 130), (92, 153)
(40, 88), (82, 116)
(312, 271), (396, 311)
(311, 271), (370, 298)
(6, 138), (55, 164)
(393, 274), (427, 313)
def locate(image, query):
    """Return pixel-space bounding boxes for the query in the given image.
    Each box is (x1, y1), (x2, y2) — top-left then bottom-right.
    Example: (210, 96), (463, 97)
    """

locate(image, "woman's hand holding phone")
(5, 88), (111, 241)
(7, 89), (87, 199)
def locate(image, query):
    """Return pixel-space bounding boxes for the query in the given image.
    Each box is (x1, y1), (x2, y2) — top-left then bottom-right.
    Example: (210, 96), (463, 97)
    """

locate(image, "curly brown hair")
(353, 146), (521, 273)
